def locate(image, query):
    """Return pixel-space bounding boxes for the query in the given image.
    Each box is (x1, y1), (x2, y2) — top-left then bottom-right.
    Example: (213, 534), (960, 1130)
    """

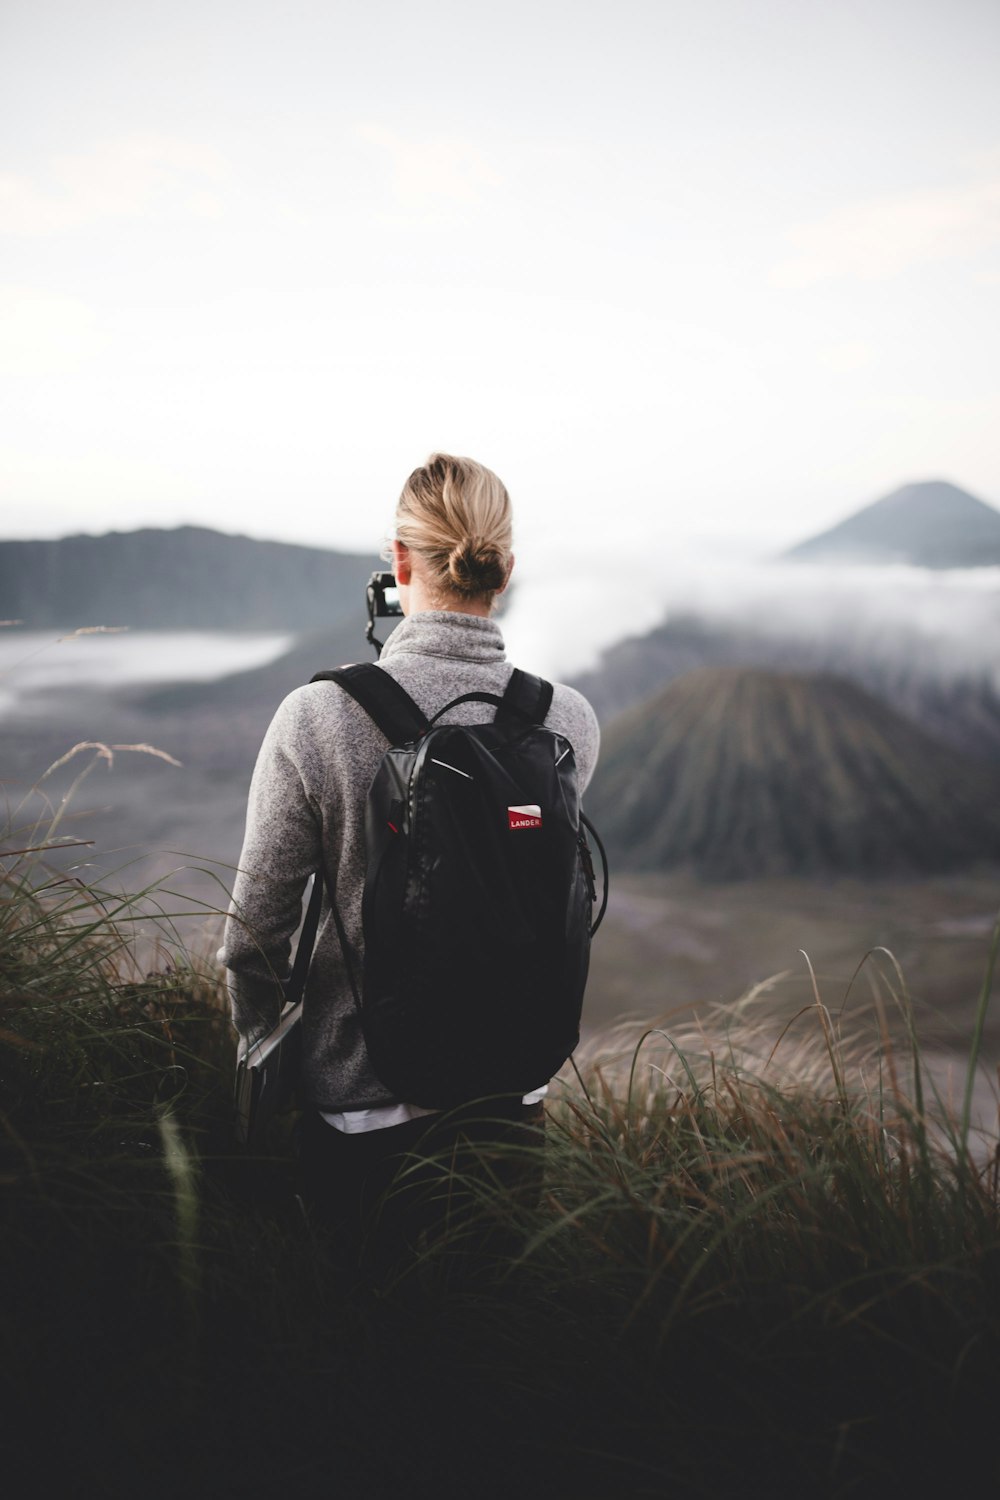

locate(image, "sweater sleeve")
(219, 691), (325, 1043)
(548, 683), (601, 791)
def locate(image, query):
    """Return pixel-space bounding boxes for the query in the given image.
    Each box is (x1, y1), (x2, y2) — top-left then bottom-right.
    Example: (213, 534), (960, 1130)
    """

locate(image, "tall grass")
(2, 772), (999, 1497)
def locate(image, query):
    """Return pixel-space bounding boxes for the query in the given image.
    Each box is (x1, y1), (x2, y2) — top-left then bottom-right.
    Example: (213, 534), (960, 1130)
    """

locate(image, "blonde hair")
(394, 453), (513, 604)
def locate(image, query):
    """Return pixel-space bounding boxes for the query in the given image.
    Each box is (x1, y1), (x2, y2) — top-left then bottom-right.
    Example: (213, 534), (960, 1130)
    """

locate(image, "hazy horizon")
(3, 551), (997, 688)
(4, 473), (999, 563)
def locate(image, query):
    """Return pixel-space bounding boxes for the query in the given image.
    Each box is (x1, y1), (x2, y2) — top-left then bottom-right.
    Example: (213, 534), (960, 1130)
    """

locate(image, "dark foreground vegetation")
(3, 814), (1000, 1499)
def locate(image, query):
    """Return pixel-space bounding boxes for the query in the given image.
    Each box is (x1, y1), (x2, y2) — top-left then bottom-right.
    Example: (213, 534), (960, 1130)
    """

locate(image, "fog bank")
(502, 547), (1000, 683)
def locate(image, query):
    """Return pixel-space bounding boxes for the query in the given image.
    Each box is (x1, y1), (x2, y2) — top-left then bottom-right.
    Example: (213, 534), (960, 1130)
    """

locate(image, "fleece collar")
(378, 610), (507, 665)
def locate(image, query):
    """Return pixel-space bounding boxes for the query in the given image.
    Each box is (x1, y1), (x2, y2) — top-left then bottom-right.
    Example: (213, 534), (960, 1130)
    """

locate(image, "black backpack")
(309, 663), (608, 1109)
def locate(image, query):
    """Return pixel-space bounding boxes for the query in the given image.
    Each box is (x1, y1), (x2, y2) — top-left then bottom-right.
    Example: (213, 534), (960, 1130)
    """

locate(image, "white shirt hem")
(320, 1083), (549, 1134)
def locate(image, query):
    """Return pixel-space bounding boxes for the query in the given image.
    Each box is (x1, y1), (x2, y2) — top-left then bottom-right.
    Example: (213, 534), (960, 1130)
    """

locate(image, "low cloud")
(503, 549), (1000, 685)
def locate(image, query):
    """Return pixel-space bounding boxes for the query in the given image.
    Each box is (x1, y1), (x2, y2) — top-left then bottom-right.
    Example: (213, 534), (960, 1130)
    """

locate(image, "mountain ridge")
(0, 525), (377, 630)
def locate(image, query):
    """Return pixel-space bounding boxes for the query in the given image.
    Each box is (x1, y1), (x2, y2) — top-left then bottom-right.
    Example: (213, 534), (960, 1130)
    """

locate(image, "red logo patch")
(508, 804), (542, 830)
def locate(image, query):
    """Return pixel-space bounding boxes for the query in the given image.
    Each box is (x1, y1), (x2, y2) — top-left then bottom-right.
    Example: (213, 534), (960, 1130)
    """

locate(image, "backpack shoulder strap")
(310, 663), (430, 746)
(497, 668), (554, 727)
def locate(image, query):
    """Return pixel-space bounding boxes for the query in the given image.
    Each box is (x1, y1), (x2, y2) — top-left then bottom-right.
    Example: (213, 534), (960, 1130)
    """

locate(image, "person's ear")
(391, 539), (412, 586)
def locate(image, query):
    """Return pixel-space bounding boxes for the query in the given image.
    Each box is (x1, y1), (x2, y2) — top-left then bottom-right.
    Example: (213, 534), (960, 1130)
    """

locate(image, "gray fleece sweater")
(220, 610), (600, 1111)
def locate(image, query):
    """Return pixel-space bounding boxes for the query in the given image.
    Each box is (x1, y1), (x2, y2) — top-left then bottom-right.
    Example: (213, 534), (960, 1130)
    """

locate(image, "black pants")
(299, 1099), (545, 1268)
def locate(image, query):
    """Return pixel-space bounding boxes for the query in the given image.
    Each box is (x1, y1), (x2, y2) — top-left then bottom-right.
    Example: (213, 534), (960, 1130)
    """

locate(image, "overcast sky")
(2, 0), (999, 568)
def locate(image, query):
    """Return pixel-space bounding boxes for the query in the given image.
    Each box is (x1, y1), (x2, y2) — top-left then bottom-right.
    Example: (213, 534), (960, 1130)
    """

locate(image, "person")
(221, 453), (600, 1262)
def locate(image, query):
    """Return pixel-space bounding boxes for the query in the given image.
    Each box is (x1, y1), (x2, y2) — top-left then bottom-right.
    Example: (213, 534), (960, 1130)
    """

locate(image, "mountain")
(585, 667), (1000, 879)
(570, 614), (1000, 764)
(0, 526), (378, 629)
(782, 481), (1000, 567)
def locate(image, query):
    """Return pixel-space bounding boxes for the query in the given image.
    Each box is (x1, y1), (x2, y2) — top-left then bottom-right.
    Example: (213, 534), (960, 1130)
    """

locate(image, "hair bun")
(447, 535), (507, 596)
(395, 455), (513, 604)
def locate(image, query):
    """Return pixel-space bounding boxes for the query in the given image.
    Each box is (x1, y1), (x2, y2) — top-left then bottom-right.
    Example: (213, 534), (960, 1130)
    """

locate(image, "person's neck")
(405, 583), (490, 618)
